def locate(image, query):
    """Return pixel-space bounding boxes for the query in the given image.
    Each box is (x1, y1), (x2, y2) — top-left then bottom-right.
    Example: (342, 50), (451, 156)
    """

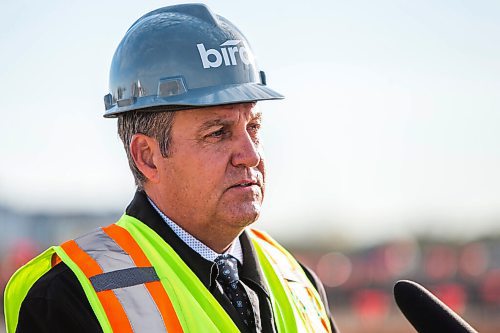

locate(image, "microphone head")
(394, 280), (478, 333)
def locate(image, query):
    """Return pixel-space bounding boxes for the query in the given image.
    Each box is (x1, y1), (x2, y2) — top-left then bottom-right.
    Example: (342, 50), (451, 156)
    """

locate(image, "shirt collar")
(147, 197), (244, 264)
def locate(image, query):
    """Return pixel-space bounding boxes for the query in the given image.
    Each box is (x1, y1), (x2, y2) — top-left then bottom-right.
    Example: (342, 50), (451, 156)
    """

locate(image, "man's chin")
(232, 211), (260, 228)
(218, 203), (262, 228)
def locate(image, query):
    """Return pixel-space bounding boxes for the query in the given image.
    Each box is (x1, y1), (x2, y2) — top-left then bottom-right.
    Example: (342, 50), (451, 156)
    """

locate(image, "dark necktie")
(215, 254), (255, 329)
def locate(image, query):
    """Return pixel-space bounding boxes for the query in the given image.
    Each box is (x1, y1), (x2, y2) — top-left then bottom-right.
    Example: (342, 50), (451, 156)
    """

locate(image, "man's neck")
(146, 195), (244, 261)
(144, 189), (246, 253)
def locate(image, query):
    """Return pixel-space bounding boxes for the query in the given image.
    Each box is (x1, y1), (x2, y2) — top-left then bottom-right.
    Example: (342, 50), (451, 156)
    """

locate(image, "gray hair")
(117, 109), (176, 189)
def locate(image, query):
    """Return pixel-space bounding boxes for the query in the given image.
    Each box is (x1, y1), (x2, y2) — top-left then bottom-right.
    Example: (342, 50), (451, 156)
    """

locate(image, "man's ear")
(130, 134), (161, 183)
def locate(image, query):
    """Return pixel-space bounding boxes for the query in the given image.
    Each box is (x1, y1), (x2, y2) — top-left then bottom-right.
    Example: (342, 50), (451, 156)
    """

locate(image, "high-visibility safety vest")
(5, 214), (332, 333)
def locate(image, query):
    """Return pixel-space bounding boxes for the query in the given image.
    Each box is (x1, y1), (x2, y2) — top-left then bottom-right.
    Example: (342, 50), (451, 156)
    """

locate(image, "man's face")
(155, 103), (265, 236)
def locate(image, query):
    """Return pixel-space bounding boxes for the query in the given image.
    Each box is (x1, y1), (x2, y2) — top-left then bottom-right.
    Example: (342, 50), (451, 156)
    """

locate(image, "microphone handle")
(394, 280), (478, 333)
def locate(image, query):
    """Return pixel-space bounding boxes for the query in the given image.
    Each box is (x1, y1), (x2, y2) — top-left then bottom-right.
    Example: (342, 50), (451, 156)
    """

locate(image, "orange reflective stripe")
(60, 239), (134, 333)
(102, 224), (151, 267)
(97, 290), (134, 333)
(103, 224), (184, 333)
(248, 228), (271, 243)
(321, 317), (330, 331)
(251, 229), (298, 269)
(51, 253), (62, 267)
(60, 240), (102, 277)
(145, 280), (184, 332)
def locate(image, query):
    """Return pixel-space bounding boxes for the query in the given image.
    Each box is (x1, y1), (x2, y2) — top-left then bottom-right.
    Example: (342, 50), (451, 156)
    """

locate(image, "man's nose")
(231, 132), (261, 168)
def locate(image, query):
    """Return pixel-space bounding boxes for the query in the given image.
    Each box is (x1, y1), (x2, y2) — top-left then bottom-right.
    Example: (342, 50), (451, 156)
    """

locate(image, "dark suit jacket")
(16, 191), (339, 332)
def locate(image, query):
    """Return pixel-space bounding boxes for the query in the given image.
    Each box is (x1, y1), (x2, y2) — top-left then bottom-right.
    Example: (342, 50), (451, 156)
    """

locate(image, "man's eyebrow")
(197, 111), (262, 133)
(252, 112), (262, 122)
(197, 119), (233, 132)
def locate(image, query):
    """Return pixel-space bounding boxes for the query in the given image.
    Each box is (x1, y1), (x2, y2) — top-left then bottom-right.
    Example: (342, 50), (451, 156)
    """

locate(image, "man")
(5, 4), (338, 332)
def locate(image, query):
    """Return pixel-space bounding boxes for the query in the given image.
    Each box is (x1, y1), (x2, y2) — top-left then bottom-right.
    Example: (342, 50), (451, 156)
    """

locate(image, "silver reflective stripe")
(74, 228), (167, 332)
(114, 284), (167, 332)
(90, 267), (159, 292)
(75, 228), (135, 272)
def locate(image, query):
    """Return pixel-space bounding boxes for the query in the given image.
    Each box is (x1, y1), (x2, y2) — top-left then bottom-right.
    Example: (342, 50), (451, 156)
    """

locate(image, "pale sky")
(1, 0), (500, 245)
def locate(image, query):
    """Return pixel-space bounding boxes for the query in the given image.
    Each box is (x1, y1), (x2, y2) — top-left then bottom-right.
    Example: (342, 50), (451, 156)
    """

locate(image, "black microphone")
(393, 280), (479, 333)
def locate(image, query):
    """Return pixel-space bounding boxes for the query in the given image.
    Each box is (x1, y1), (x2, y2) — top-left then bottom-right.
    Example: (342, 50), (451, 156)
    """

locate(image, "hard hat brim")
(104, 83), (284, 118)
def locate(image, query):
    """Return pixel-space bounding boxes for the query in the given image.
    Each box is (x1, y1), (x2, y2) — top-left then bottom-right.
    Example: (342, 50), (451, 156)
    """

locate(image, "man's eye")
(248, 123), (261, 133)
(209, 128), (226, 138)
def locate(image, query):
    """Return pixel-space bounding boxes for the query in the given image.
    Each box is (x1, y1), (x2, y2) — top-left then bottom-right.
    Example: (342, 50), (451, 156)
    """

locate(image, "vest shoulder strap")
(249, 228), (333, 333)
(59, 222), (182, 333)
(4, 247), (57, 333)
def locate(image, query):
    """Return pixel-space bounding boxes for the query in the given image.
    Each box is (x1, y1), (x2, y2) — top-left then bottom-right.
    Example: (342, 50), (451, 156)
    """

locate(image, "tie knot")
(215, 254), (240, 285)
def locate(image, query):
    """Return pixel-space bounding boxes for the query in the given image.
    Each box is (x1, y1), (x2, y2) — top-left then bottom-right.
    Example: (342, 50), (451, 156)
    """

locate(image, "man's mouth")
(234, 182), (255, 187)
(229, 180), (260, 189)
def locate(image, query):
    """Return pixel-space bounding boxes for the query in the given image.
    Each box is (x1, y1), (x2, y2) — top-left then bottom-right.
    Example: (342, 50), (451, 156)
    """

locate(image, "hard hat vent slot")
(104, 94), (113, 110)
(157, 77), (187, 98)
(132, 80), (145, 98)
(117, 97), (135, 107)
(259, 71), (267, 86)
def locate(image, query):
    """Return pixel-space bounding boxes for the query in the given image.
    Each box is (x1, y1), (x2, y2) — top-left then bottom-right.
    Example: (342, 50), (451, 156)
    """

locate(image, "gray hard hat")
(103, 3), (283, 118)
